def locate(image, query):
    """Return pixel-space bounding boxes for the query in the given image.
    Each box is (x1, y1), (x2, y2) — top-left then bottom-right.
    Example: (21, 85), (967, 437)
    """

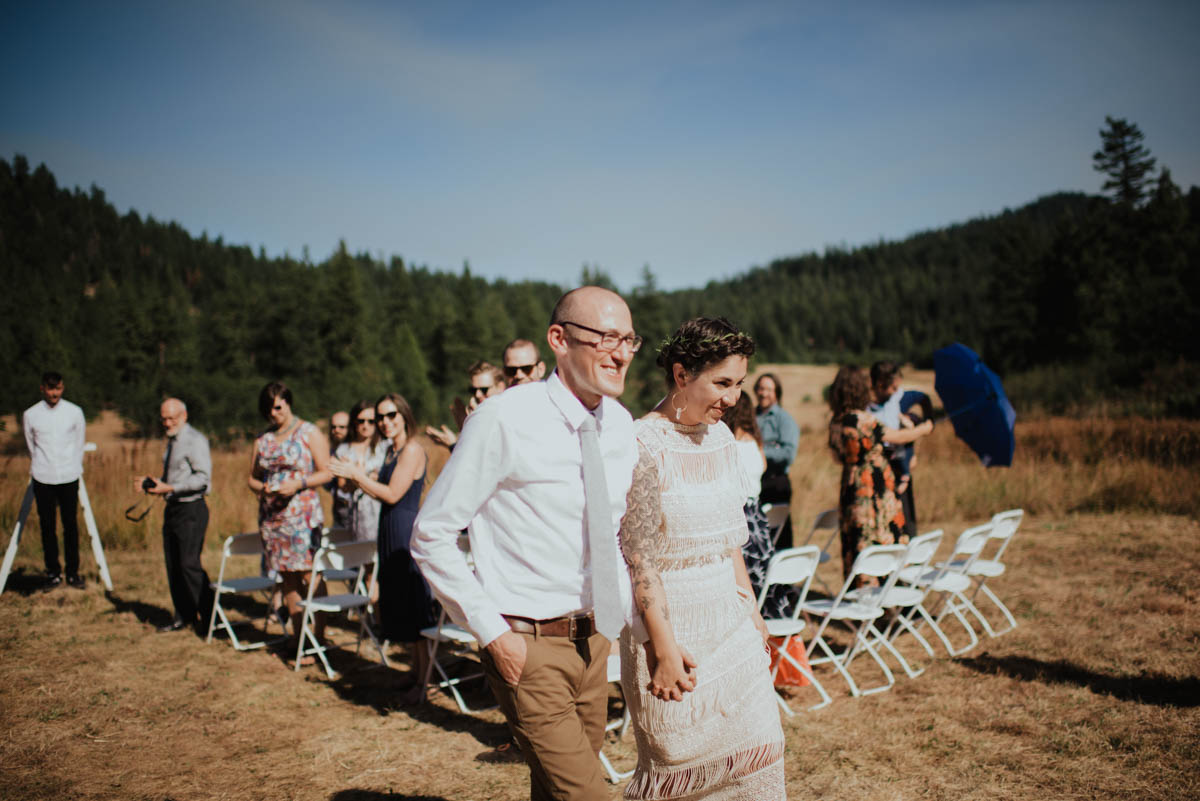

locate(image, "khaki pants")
(481, 630), (611, 801)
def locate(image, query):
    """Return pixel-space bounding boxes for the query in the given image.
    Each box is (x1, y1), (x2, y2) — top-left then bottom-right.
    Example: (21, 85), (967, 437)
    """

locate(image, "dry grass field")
(2, 367), (1198, 800)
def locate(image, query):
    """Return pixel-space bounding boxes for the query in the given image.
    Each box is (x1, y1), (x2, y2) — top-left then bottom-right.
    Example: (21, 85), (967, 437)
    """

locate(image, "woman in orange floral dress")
(827, 366), (932, 583)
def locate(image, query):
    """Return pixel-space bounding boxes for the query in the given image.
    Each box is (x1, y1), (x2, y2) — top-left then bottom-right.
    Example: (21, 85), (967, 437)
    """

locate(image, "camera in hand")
(141, 477), (157, 491)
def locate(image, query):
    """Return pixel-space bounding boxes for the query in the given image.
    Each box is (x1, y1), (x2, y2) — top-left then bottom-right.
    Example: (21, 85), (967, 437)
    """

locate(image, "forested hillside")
(3, 147), (1198, 436)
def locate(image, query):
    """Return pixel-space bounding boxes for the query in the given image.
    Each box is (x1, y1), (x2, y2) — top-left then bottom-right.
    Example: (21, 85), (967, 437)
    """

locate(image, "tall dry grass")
(786, 416), (1200, 541)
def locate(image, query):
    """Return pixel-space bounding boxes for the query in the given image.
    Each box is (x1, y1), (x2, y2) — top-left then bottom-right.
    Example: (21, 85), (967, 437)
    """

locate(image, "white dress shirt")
(23, 399), (86, 485)
(412, 371), (639, 648)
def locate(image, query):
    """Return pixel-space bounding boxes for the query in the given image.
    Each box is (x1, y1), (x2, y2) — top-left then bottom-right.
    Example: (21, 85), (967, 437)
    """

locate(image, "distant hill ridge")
(2, 155), (1197, 429)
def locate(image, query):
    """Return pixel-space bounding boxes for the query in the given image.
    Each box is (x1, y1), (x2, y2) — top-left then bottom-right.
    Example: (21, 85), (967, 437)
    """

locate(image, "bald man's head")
(546, 286), (635, 409)
(549, 285), (626, 329)
(160, 398), (187, 437)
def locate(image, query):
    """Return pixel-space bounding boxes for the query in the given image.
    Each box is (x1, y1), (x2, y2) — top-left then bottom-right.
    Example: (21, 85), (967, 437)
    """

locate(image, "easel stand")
(0, 443), (114, 595)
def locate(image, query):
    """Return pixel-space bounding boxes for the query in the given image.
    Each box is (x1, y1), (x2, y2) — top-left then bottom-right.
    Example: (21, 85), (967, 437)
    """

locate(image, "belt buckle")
(568, 615), (579, 640)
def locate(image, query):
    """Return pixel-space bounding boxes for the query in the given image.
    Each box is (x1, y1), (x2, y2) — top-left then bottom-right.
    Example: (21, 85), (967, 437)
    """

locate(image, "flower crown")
(656, 331), (745, 353)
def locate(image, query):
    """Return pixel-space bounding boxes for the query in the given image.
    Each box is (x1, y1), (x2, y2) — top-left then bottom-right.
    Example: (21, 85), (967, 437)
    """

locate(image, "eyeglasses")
(559, 321), (643, 353)
(503, 363), (537, 378)
(355, 417), (375, 426)
(468, 385), (492, 396)
(271, 403), (287, 412)
(377, 410), (400, 421)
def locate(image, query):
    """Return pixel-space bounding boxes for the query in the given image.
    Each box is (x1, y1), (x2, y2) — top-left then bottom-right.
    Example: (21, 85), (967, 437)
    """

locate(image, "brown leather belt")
(503, 612), (596, 640)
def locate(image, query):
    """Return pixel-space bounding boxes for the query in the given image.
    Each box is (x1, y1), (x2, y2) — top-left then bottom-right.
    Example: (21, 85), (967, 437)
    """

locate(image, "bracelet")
(301, 476), (308, 490)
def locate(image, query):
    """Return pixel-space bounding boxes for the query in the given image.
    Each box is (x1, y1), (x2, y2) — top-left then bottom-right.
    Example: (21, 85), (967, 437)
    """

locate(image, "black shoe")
(66, 574), (86, 590)
(157, 619), (187, 633)
(41, 574), (62, 592)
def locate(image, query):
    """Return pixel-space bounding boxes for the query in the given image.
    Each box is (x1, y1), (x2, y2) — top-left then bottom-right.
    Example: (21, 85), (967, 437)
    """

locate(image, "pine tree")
(1092, 116), (1157, 208)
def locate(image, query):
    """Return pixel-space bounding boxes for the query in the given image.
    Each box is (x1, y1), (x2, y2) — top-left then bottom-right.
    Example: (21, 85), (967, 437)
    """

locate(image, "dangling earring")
(671, 393), (688, 422)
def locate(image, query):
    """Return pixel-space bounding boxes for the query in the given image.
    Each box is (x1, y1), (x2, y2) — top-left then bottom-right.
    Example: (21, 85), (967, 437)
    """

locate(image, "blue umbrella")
(933, 343), (1016, 467)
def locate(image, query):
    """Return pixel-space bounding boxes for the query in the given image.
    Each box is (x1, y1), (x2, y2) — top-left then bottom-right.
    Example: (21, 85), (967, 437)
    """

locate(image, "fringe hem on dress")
(623, 740), (784, 800)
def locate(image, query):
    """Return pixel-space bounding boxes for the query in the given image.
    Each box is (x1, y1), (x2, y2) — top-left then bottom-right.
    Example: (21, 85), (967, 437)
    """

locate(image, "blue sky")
(3, 1), (1198, 289)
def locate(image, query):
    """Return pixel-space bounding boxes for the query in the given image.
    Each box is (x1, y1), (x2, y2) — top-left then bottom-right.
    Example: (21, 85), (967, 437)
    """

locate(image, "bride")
(619, 317), (786, 800)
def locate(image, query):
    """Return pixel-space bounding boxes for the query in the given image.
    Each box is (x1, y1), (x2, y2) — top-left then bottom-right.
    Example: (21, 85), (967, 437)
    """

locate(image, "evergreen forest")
(3, 119), (1198, 436)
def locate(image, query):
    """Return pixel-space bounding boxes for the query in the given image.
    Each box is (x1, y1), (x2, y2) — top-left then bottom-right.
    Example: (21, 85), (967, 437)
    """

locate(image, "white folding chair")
(205, 532), (282, 650)
(295, 540), (389, 679)
(798, 508), (840, 594)
(802, 543), (909, 697)
(318, 526), (362, 590)
(762, 502), (792, 547)
(960, 509), (1024, 636)
(419, 609), (496, 714)
(758, 545), (833, 712)
(901, 522), (996, 656)
(599, 652), (634, 784)
(848, 530), (944, 678)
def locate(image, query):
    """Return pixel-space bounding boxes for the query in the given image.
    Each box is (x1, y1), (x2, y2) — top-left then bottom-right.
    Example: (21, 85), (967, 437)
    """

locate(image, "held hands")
(751, 609), (770, 648)
(487, 630), (528, 686)
(645, 640), (699, 702)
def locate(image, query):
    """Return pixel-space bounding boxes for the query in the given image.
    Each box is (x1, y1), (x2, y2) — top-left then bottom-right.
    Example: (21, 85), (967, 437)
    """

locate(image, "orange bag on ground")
(768, 636), (812, 688)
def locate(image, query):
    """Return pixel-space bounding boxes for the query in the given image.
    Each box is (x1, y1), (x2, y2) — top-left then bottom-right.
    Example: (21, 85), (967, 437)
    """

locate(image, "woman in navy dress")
(330, 392), (435, 704)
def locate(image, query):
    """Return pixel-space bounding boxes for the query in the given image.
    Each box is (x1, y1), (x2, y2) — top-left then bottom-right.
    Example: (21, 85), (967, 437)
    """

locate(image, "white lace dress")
(619, 417), (786, 800)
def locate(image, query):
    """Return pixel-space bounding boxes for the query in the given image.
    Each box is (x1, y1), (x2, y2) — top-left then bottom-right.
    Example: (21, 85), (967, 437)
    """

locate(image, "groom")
(412, 286), (641, 800)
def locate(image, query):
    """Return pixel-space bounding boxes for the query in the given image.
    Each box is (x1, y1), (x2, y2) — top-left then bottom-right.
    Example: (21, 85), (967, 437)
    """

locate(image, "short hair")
(656, 317), (755, 390)
(347, 399), (380, 447)
(722, 391), (761, 445)
(467, 360), (506, 387)
(375, 393), (417, 440)
(503, 338), (540, 362)
(870, 361), (902, 390)
(41, 371), (63, 387)
(754, 372), (782, 401)
(828, 365), (872, 417)
(258, 381), (293, 420)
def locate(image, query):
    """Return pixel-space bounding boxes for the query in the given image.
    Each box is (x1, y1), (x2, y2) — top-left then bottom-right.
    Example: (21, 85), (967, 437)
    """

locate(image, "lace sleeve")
(619, 442), (670, 621)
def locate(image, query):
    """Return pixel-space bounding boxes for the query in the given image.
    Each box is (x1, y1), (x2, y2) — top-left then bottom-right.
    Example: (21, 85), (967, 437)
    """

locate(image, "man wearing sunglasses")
(414, 286), (642, 801)
(502, 338), (546, 385)
(425, 361), (507, 450)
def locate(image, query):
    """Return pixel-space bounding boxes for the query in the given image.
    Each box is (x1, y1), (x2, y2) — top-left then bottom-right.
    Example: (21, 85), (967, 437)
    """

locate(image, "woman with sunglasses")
(329, 393), (435, 703)
(248, 381), (332, 660)
(330, 399), (388, 543)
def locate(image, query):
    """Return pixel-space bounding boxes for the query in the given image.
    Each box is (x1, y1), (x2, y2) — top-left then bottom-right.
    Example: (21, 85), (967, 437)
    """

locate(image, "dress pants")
(481, 629), (611, 801)
(163, 499), (214, 624)
(32, 479), (80, 577)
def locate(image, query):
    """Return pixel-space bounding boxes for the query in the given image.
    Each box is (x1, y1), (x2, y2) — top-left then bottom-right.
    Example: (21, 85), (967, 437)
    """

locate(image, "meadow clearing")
(1, 365), (1197, 800)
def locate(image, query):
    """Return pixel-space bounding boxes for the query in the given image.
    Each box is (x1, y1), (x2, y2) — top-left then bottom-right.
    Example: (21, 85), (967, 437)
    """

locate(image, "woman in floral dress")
(826, 366), (932, 583)
(248, 382), (332, 654)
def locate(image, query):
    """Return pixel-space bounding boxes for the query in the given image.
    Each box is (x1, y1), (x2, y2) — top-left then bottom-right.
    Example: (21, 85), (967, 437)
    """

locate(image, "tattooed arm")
(619, 444), (698, 701)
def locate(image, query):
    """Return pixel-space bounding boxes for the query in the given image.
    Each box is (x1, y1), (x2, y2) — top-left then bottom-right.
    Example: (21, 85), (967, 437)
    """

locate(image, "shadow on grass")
(103, 589), (175, 628)
(1, 566), (54, 596)
(957, 653), (1200, 708)
(330, 792), (451, 801)
(323, 656), (510, 748)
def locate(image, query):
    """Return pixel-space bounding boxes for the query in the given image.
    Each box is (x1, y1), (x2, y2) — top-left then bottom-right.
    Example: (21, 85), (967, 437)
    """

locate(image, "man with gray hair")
(134, 398), (214, 634)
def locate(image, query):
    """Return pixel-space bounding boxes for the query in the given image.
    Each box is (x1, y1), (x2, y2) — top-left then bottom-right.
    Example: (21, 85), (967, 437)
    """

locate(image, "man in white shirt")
(412, 286), (642, 801)
(22, 371), (87, 590)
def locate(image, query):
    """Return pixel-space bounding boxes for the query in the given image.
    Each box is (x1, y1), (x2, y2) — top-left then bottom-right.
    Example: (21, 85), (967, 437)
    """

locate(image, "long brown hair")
(828, 365), (871, 418)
